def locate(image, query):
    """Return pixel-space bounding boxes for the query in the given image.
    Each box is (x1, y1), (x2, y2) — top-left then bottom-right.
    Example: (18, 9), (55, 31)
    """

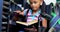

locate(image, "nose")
(32, 3), (35, 6)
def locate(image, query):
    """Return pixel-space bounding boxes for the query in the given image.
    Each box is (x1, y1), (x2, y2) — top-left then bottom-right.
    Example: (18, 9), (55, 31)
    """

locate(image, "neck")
(32, 9), (39, 15)
(33, 10), (37, 13)
(33, 9), (39, 13)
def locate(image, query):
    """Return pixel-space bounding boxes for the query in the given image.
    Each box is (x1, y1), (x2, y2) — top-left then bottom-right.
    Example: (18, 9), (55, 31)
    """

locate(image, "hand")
(14, 10), (21, 14)
(14, 10), (24, 15)
(49, 27), (55, 32)
(24, 25), (37, 32)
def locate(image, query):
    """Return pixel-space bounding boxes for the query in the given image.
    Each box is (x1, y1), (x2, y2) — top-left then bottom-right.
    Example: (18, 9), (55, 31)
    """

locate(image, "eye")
(30, 1), (37, 4)
(34, 1), (37, 4)
(30, 2), (32, 4)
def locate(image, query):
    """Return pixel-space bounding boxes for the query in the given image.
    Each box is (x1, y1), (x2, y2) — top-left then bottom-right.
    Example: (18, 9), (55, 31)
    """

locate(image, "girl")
(14, 0), (47, 32)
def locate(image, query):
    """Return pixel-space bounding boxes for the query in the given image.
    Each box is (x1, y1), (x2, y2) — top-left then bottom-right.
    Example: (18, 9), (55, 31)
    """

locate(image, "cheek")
(31, 5), (37, 10)
(30, 5), (33, 8)
(30, 3), (40, 10)
(35, 4), (40, 9)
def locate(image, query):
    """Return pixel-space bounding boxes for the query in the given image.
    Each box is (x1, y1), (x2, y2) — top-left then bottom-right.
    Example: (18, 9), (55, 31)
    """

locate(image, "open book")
(16, 20), (38, 26)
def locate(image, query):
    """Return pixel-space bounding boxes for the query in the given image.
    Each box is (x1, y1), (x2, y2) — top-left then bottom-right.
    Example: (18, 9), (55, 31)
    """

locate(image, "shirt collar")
(29, 9), (41, 17)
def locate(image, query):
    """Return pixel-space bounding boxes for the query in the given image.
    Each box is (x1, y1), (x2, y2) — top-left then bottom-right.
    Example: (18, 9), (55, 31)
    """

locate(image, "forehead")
(29, 0), (40, 2)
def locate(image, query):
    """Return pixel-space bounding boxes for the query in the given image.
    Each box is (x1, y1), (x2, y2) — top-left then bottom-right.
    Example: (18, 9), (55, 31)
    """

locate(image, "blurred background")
(1, 0), (60, 32)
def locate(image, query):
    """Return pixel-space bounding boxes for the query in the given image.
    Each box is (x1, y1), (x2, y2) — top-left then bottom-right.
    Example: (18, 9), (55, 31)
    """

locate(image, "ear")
(40, 0), (43, 5)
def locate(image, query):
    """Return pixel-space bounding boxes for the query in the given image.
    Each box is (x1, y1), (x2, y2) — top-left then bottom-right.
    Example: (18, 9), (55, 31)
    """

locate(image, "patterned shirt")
(24, 9), (44, 22)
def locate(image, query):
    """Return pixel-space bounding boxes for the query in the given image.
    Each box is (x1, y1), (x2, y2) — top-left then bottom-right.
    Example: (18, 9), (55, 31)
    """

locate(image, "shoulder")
(41, 17), (47, 22)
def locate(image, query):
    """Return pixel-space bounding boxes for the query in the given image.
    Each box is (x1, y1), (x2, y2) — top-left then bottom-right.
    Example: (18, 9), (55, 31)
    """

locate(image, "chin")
(33, 9), (37, 11)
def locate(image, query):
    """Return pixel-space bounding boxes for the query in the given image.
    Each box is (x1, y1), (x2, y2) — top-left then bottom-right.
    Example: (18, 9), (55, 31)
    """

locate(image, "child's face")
(29, 0), (42, 11)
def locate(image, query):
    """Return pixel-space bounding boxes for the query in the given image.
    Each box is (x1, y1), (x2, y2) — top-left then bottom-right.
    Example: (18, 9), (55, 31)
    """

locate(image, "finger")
(14, 11), (20, 13)
(24, 28), (30, 30)
(32, 25), (35, 27)
(14, 11), (17, 12)
(33, 25), (36, 29)
(24, 9), (28, 11)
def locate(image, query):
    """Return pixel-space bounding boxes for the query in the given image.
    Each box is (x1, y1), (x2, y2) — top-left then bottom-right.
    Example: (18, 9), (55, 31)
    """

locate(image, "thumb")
(32, 25), (35, 28)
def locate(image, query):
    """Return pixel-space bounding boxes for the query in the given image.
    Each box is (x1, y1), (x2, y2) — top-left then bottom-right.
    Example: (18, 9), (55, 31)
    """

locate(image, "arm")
(14, 9), (28, 16)
(14, 10), (24, 16)
(12, 9), (28, 21)
(42, 18), (47, 28)
(42, 18), (47, 32)
(12, 10), (24, 21)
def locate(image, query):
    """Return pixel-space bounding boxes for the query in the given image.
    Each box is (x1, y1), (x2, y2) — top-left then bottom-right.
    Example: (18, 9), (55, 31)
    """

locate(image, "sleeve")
(41, 17), (45, 21)
(39, 17), (45, 21)
(24, 9), (28, 16)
